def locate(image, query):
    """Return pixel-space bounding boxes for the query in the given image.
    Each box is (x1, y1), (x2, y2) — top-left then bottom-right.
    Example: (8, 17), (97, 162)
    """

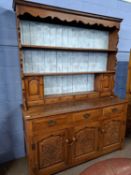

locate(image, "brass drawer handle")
(83, 113), (90, 119)
(47, 120), (57, 126)
(112, 108), (118, 113)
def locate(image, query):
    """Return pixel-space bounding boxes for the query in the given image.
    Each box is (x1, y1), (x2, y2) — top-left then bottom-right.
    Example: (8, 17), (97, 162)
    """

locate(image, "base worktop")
(23, 96), (127, 119)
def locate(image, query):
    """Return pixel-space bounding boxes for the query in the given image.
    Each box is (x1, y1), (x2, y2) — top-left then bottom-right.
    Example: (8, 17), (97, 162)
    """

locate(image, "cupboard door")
(102, 74), (112, 91)
(71, 122), (99, 165)
(95, 74), (114, 96)
(25, 76), (44, 101)
(100, 117), (124, 154)
(33, 129), (68, 175)
(101, 74), (114, 96)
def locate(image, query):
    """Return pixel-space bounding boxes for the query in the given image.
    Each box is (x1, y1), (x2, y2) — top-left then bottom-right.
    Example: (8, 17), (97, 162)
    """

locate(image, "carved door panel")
(25, 76), (44, 101)
(100, 117), (124, 154)
(102, 74), (113, 92)
(100, 74), (114, 97)
(95, 74), (114, 96)
(33, 129), (68, 175)
(71, 122), (99, 165)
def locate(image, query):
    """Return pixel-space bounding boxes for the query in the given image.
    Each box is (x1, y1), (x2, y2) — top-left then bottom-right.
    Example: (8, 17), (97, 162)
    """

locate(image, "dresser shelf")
(21, 44), (117, 52)
(24, 71), (115, 77)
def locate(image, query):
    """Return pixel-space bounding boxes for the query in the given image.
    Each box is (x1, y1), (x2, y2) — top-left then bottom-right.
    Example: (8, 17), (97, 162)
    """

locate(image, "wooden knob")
(101, 129), (105, 133)
(65, 139), (69, 143)
(26, 115), (31, 118)
(72, 137), (76, 142)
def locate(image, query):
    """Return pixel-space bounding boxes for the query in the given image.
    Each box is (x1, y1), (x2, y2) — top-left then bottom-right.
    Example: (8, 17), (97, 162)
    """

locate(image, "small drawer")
(44, 97), (59, 104)
(73, 109), (101, 123)
(75, 94), (88, 100)
(103, 104), (125, 117)
(88, 92), (99, 99)
(32, 114), (68, 132)
(60, 96), (74, 102)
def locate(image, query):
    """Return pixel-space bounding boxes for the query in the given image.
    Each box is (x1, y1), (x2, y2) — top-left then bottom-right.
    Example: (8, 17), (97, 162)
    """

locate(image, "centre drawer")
(32, 114), (69, 133)
(73, 109), (101, 122)
(103, 104), (125, 118)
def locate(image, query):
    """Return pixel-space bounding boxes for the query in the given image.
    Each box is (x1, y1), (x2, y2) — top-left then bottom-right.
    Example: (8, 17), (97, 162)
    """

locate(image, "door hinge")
(32, 143), (36, 150)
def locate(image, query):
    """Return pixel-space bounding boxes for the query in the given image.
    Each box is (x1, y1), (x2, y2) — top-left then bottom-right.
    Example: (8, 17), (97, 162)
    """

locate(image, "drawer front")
(32, 114), (69, 133)
(103, 104), (125, 118)
(60, 96), (74, 102)
(44, 97), (59, 104)
(75, 94), (88, 100)
(73, 109), (101, 123)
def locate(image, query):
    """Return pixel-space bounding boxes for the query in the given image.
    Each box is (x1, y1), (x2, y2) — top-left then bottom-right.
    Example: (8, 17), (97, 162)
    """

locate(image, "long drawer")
(103, 104), (125, 119)
(32, 114), (69, 133)
(73, 109), (101, 123)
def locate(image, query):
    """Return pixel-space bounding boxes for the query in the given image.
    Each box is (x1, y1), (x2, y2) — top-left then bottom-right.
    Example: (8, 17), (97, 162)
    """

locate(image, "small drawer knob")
(65, 139), (69, 143)
(72, 137), (76, 142)
(101, 129), (105, 133)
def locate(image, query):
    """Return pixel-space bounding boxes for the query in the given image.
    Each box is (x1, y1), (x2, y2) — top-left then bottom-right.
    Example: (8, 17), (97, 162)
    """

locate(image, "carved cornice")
(14, 0), (122, 29)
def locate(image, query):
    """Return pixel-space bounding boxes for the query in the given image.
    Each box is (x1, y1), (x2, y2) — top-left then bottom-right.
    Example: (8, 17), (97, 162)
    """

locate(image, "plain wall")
(0, 0), (130, 163)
